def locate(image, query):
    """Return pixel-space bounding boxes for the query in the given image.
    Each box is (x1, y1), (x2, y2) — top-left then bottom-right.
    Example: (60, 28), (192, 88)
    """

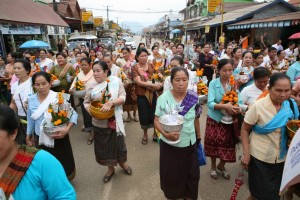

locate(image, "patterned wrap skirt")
(93, 126), (127, 166)
(124, 83), (137, 112)
(249, 156), (284, 200)
(204, 116), (236, 162)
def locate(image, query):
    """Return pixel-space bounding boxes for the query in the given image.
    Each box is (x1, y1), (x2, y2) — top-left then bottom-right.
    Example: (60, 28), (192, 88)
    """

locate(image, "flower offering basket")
(90, 101), (115, 120)
(159, 114), (184, 133)
(286, 120), (300, 146)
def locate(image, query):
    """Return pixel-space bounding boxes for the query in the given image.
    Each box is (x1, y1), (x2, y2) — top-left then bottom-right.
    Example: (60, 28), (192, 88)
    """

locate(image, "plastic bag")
(197, 143), (206, 166)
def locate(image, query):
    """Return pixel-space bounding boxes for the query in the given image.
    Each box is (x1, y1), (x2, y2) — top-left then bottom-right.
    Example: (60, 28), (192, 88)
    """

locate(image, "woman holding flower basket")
(116, 47), (138, 122)
(241, 73), (299, 200)
(204, 59), (243, 180)
(132, 48), (163, 145)
(149, 45), (165, 69)
(70, 57), (95, 145)
(26, 71), (78, 180)
(84, 61), (132, 183)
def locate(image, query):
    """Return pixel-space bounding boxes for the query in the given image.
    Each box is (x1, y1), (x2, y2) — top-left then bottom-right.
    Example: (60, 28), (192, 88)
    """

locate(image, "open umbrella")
(171, 29), (181, 34)
(19, 40), (49, 49)
(289, 32), (300, 40)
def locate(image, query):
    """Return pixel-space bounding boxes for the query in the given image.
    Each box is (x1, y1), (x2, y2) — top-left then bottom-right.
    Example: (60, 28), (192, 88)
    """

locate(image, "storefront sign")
(0, 23), (41, 35)
(47, 26), (55, 35)
(94, 17), (103, 27)
(208, 0), (222, 15)
(82, 11), (93, 24)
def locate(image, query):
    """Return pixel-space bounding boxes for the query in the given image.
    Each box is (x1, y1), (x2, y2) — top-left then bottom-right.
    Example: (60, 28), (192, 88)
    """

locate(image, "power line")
(83, 7), (180, 14)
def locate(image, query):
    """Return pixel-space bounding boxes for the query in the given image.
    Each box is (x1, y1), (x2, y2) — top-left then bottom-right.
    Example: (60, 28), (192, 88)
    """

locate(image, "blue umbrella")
(171, 29), (181, 34)
(19, 40), (49, 49)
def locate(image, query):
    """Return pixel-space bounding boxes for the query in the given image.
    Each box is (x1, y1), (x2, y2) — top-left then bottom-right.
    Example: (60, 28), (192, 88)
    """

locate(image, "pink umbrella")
(289, 32), (300, 40)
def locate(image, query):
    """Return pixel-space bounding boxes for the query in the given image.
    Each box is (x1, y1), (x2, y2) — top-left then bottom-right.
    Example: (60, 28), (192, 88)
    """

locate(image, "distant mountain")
(122, 21), (145, 34)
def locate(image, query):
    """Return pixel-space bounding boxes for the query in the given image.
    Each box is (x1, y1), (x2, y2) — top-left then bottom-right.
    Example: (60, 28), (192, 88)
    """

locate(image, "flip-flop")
(141, 138), (148, 145)
(123, 166), (133, 175)
(210, 170), (218, 179)
(217, 167), (230, 180)
(87, 138), (94, 145)
(103, 171), (115, 183)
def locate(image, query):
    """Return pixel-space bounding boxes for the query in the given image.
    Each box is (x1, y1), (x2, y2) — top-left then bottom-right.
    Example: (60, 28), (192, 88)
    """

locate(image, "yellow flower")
(48, 109), (53, 113)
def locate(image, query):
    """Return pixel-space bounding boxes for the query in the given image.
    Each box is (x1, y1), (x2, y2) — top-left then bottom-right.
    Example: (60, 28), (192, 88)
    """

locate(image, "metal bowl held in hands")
(52, 80), (61, 87)
(43, 123), (67, 136)
(159, 114), (184, 132)
(73, 90), (86, 98)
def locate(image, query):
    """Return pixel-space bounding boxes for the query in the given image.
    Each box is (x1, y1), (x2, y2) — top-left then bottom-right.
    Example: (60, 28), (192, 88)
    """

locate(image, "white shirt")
(263, 55), (270, 64)
(11, 78), (33, 116)
(110, 64), (121, 77)
(163, 70), (195, 93)
(285, 48), (294, 58)
(39, 58), (54, 71)
(221, 54), (230, 59)
(240, 83), (263, 105)
(272, 44), (283, 51)
(294, 47), (299, 57)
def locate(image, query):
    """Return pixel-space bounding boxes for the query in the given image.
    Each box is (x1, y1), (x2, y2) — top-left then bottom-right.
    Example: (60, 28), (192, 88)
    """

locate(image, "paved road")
(70, 36), (300, 200)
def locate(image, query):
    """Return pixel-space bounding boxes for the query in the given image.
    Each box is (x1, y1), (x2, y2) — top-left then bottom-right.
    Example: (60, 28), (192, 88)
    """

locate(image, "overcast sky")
(78, 0), (185, 27)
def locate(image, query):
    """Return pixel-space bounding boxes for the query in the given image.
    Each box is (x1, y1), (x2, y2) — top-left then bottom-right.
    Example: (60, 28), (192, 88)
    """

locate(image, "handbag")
(108, 117), (116, 131)
(197, 143), (206, 166)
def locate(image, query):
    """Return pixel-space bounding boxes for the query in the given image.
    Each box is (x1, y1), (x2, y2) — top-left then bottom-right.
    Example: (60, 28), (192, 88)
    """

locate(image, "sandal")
(210, 170), (218, 179)
(217, 167), (230, 180)
(134, 117), (139, 122)
(103, 171), (115, 183)
(141, 138), (148, 145)
(123, 166), (133, 175)
(87, 138), (94, 145)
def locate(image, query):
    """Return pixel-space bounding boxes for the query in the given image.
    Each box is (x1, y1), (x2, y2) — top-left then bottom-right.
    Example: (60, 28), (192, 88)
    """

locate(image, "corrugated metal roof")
(0, 0), (69, 27)
(200, 2), (271, 27)
(230, 11), (300, 25)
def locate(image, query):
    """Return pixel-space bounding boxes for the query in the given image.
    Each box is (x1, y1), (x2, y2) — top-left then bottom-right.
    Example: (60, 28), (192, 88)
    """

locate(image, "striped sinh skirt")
(93, 126), (127, 166)
(160, 140), (200, 200)
(249, 156), (284, 200)
(204, 117), (236, 162)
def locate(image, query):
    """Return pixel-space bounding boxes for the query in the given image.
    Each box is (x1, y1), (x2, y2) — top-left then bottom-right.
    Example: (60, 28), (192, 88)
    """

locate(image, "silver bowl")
(73, 90), (86, 98)
(220, 109), (233, 124)
(159, 114), (184, 132)
(198, 95), (208, 104)
(52, 80), (61, 87)
(43, 123), (67, 136)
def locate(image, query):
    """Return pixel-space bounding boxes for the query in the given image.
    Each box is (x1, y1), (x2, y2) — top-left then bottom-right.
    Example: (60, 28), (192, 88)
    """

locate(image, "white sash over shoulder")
(13, 78), (33, 100)
(91, 76), (125, 136)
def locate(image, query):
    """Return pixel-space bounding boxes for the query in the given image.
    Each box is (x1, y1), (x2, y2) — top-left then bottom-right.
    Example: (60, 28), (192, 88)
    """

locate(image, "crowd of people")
(0, 35), (300, 200)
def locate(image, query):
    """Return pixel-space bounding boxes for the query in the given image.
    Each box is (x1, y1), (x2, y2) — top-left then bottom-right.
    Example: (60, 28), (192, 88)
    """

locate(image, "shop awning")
(227, 11), (300, 30)
(0, 0), (68, 27)
(199, 2), (271, 28)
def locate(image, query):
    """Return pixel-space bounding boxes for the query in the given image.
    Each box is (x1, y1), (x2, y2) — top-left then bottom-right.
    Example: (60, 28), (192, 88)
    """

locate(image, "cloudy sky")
(78, 0), (186, 27)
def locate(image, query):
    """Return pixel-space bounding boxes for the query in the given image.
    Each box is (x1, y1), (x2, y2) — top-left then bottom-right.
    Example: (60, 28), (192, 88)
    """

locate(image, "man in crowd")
(272, 39), (283, 51)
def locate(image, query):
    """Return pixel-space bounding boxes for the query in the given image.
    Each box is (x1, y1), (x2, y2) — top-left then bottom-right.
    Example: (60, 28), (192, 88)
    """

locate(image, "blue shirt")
(286, 61), (300, 86)
(27, 93), (78, 136)
(13, 150), (76, 200)
(207, 78), (243, 122)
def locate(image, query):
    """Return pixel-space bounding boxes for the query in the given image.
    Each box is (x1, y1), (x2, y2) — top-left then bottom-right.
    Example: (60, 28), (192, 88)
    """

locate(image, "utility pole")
(103, 5), (113, 23)
(116, 17), (119, 25)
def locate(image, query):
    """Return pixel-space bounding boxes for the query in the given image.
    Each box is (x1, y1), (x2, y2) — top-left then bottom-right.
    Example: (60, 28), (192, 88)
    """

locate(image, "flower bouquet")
(50, 74), (60, 87)
(150, 67), (165, 83)
(44, 91), (73, 136)
(73, 77), (86, 98)
(90, 79), (115, 120)
(220, 75), (238, 124)
(117, 69), (127, 82)
(212, 55), (218, 66)
(196, 68), (208, 103)
(286, 120), (300, 146)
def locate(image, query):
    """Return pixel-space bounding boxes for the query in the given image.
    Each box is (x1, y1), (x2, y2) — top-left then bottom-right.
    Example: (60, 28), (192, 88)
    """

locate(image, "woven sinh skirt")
(124, 83), (137, 112)
(160, 140), (200, 200)
(41, 134), (76, 180)
(137, 94), (157, 130)
(248, 156), (284, 200)
(93, 126), (127, 166)
(204, 117), (236, 162)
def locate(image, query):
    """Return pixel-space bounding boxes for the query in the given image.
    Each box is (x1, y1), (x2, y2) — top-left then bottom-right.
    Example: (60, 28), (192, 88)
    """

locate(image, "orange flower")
(58, 99), (63, 105)
(48, 109), (53, 113)
(106, 79), (110, 83)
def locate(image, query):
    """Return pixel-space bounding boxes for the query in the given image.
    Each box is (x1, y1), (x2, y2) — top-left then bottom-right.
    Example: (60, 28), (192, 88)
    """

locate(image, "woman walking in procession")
(204, 59), (242, 180)
(84, 61), (132, 183)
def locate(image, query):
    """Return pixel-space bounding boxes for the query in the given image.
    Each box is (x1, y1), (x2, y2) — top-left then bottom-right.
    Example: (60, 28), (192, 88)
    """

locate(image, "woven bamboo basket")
(286, 120), (300, 146)
(90, 101), (115, 120)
